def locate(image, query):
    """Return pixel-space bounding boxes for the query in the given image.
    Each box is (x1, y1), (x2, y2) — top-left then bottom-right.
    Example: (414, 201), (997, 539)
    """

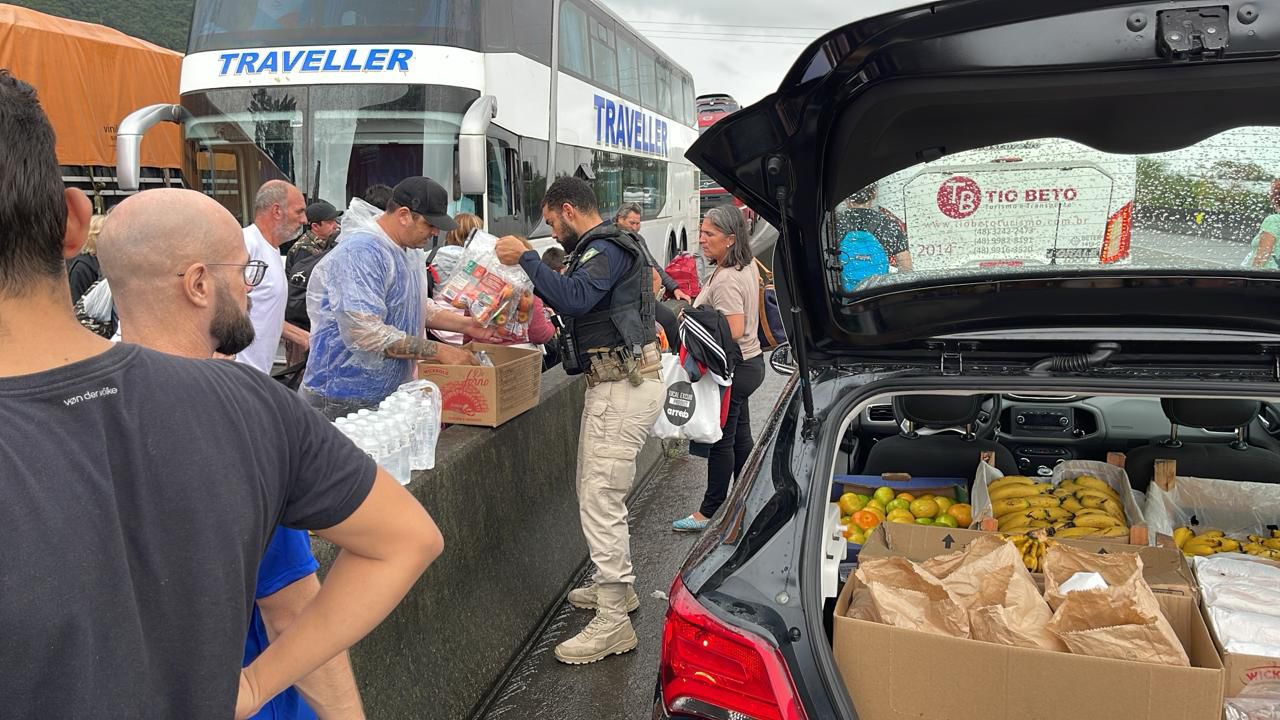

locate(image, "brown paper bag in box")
(923, 534), (1065, 651)
(1042, 544), (1190, 666)
(1041, 542), (1149, 611)
(852, 556), (970, 638)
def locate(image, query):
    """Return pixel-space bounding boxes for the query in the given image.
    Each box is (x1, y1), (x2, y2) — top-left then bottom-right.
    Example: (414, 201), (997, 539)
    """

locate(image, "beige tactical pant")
(578, 375), (664, 586)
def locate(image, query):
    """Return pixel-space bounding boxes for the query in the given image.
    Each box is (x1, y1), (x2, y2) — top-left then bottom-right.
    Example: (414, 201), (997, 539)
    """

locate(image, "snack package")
(433, 229), (535, 336)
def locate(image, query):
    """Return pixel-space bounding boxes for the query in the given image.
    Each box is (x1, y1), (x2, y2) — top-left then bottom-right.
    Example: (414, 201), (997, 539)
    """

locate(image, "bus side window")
(487, 135), (522, 235)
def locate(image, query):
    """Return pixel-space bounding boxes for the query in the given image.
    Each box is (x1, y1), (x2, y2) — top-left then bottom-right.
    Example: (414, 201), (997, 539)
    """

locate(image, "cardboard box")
(417, 343), (542, 427)
(832, 474), (970, 503)
(1194, 553), (1280, 698)
(971, 458), (1150, 546)
(859, 522), (1197, 595)
(835, 523), (1224, 720)
(1209, 615), (1280, 697)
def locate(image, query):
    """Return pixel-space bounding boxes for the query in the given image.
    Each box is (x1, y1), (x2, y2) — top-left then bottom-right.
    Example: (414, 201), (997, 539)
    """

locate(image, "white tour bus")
(118, 0), (700, 263)
(867, 138), (1137, 271)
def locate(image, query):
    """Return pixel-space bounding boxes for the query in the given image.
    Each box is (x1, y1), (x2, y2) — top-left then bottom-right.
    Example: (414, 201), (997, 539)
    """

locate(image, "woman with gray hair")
(673, 204), (766, 533)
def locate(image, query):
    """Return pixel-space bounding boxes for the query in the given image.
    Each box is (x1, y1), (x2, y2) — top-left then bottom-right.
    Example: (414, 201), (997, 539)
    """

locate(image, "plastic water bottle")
(353, 431), (382, 468)
(377, 420), (411, 486)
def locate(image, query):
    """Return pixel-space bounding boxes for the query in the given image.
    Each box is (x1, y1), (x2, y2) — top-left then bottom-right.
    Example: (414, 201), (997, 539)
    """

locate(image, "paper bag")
(1042, 542), (1148, 611)
(852, 556), (970, 638)
(924, 534), (1065, 651)
(1042, 544), (1190, 666)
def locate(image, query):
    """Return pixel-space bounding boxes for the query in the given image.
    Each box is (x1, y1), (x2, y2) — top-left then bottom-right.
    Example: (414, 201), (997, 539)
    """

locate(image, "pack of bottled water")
(332, 380), (442, 486)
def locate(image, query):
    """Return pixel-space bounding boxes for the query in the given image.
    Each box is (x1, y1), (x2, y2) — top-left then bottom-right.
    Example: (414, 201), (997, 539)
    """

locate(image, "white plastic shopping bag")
(652, 353), (723, 444)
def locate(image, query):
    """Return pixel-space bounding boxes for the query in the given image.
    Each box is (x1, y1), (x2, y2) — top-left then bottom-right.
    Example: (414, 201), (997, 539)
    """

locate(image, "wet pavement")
(478, 364), (790, 720)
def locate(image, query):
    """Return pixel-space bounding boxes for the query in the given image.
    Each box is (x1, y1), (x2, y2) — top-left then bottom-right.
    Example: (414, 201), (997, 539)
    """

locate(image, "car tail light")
(660, 577), (808, 720)
(1100, 201), (1133, 264)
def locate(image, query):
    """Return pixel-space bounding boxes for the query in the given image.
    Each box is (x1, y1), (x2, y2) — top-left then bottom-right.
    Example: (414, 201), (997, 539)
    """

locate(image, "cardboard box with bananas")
(970, 459), (1149, 549)
(1144, 459), (1280, 562)
(834, 522), (1224, 720)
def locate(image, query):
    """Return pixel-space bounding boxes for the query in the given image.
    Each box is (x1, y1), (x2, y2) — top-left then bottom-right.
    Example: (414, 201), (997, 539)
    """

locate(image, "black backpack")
(285, 248), (330, 329)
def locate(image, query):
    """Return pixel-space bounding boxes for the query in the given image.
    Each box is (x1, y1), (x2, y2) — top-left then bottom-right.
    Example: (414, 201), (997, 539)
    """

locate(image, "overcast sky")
(599, 0), (914, 107)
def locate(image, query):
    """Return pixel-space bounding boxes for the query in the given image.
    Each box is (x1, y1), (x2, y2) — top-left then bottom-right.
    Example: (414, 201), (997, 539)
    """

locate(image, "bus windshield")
(189, 0), (482, 54)
(183, 83), (481, 223)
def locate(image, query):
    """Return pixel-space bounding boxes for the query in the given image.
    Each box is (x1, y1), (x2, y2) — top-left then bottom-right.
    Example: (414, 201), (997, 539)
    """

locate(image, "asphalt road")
(1128, 228), (1252, 269)
(478, 363), (791, 720)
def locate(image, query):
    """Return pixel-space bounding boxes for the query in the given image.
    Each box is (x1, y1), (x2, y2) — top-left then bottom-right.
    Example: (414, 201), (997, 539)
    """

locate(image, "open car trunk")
(806, 374), (1280, 720)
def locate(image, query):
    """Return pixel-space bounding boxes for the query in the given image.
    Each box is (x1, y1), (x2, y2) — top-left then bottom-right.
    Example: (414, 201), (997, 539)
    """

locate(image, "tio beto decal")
(217, 47), (414, 76)
(594, 95), (668, 157)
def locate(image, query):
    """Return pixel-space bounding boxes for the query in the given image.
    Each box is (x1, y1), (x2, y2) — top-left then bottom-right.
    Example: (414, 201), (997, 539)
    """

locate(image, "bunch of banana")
(1000, 531), (1057, 572)
(1178, 526), (1280, 560)
(989, 474), (1129, 539)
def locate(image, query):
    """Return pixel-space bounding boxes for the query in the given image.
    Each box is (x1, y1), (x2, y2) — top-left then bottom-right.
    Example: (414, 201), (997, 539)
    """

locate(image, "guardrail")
(311, 367), (665, 719)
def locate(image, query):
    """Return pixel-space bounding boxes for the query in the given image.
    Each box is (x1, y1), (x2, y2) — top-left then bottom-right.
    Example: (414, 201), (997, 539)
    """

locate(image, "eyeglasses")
(177, 260), (269, 287)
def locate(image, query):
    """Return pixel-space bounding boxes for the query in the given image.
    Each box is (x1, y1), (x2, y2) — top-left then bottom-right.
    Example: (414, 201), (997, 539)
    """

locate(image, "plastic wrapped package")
(303, 197), (427, 401)
(1227, 682), (1280, 720)
(1144, 474), (1280, 538)
(1195, 554), (1280, 658)
(434, 229), (536, 338)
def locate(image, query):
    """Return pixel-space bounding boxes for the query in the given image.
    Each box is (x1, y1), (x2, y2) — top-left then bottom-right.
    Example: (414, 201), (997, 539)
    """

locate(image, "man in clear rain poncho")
(301, 177), (501, 420)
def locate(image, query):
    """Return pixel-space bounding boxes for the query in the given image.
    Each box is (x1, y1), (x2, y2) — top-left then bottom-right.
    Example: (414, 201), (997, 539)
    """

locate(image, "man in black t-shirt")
(0, 70), (442, 719)
(835, 182), (914, 271)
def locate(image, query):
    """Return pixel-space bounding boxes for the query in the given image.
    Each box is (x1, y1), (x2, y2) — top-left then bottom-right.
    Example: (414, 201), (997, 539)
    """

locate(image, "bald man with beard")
(98, 189), (367, 720)
(99, 190), (258, 358)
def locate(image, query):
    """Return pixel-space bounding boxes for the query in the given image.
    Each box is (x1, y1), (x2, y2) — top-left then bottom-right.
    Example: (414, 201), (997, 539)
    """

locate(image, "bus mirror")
(458, 95), (498, 196)
(116, 104), (189, 192)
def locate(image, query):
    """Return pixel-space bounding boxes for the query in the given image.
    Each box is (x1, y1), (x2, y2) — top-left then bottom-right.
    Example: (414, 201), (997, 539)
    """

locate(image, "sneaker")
(672, 515), (710, 532)
(567, 584), (640, 612)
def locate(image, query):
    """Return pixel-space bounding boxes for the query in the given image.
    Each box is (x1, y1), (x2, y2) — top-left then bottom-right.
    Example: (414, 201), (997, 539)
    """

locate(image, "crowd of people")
(0, 59), (857, 715)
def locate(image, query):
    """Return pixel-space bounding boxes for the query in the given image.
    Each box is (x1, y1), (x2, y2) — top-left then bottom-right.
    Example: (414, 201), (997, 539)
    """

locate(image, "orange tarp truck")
(0, 4), (183, 202)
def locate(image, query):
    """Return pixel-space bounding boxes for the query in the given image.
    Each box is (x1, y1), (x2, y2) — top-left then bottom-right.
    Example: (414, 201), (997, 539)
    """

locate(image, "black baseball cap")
(391, 176), (457, 232)
(306, 200), (342, 225)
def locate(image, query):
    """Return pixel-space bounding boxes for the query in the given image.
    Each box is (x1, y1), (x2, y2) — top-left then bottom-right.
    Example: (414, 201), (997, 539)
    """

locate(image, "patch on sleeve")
(578, 247), (601, 264)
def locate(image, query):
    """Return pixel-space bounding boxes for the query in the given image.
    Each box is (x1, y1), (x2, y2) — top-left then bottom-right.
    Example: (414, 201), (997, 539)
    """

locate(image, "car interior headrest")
(893, 395), (992, 429)
(1161, 398), (1260, 429)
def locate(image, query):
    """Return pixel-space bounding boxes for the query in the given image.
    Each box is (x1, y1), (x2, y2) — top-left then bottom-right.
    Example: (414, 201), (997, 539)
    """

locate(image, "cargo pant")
(578, 375), (664, 586)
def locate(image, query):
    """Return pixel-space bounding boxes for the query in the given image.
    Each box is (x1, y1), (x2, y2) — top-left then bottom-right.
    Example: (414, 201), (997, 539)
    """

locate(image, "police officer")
(496, 176), (663, 665)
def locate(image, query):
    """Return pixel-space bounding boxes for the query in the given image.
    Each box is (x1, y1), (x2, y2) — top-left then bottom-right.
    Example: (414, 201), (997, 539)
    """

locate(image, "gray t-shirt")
(0, 344), (376, 717)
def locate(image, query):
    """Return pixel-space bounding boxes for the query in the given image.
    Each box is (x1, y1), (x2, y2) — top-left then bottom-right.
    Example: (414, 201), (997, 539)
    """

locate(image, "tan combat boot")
(566, 583), (640, 612)
(554, 583), (638, 665)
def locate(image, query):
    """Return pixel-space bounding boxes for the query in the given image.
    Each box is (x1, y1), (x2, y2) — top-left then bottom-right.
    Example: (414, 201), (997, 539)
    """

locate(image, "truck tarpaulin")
(0, 4), (182, 169)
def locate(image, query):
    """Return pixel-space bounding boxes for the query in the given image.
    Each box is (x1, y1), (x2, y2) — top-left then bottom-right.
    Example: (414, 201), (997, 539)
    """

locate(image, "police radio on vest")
(217, 47), (414, 76)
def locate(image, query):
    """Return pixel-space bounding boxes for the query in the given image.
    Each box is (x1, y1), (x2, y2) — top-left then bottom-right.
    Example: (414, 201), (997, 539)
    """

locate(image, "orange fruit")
(935, 514), (960, 528)
(873, 487), (896, 506)
(909, 498), (940, 519)
(896, 492), (916, 503)
(851, 509), (881, 531)
(838, 493), (864, 516)
(887, 509), (916, 524)
(934, 496), (955, 514)
(948, 503), (973, 527)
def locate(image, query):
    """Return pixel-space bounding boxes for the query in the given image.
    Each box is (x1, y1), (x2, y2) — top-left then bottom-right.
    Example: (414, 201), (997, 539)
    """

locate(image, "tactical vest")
(562, 223), (656, 368)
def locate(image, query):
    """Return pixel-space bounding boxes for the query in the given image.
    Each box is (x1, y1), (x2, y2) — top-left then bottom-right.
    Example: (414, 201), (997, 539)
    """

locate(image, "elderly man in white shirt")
(239, 180), (310, 373)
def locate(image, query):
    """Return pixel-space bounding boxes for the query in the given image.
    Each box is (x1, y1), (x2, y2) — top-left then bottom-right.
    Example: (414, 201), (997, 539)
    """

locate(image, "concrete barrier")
(311, 367), (665, 719)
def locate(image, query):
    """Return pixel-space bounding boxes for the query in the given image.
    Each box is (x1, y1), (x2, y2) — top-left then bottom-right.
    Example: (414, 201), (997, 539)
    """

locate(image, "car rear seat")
(862, 395), (1019, 483)
(1125, 398), (1280, 493)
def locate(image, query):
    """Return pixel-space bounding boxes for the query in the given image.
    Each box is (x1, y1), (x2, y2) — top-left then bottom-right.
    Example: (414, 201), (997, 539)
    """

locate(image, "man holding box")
(496, 177), (664, 665)
(301, 176), (496, 420)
